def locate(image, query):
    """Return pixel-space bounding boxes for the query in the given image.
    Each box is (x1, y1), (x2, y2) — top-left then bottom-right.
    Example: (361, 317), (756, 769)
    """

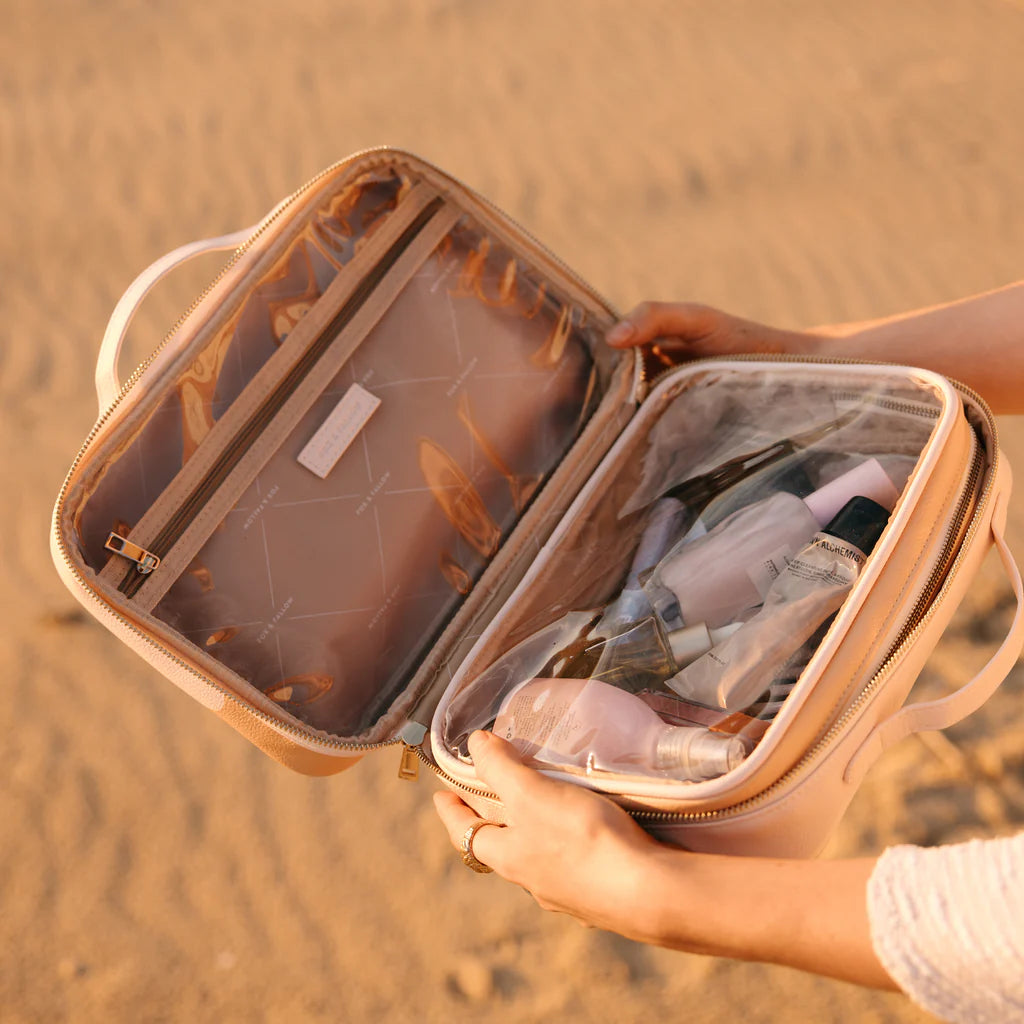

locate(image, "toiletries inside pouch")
(586, 616), (742, 692)
(436, 603), (728, 753)
(445, 457), (896, 765)
(598, 496), (690, 631)
(666, 496), (892, 711)
(601, 413), (862, 631)
(645, 458), (899, 631)
(446, 432), (909, 786)
(635, 689), (771, 740)
(679, 451), (915, 544)
(491, 677), (747, 781)
(679, 454), (815, 544)
(480, 431), (882, 692)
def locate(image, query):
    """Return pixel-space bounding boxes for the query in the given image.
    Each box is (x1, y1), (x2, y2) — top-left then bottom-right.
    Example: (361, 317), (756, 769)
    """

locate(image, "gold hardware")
(398, 744), (421, 781)
(104, 533), (161, 574)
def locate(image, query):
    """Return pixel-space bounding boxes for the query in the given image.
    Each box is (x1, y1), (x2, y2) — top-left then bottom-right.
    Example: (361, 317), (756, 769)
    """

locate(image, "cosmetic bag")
(52, 148), (1024, 858)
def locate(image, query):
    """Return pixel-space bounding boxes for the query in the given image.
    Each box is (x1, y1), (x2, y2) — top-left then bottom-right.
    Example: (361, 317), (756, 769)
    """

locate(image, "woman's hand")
(606, 286), (1024, 414)
(433, 730), (667, 942)
(433, 731), (894, 987)
(606, 301), (819, 360)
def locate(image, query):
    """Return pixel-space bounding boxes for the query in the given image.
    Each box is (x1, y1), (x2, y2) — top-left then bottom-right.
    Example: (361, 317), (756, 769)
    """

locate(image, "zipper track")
(118, 194), (444, 597)
(828, 391), (941, 420)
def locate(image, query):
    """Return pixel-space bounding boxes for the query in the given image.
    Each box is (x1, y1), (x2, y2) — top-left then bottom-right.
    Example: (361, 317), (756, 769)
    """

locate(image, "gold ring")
(460, 819), (498, 873)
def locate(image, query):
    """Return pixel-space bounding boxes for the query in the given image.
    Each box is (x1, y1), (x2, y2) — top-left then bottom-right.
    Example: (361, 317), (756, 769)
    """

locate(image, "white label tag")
(297, 383), (381, 478)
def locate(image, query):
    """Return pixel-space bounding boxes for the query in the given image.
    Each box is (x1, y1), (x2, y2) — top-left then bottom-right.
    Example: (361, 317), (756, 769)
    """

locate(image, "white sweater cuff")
(867, 832), (1024, 1023)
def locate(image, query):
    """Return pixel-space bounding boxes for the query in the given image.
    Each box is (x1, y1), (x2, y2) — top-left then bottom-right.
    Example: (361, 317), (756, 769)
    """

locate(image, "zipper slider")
(397, 721), (428, 780)
(104, 533), (161, 574)
(398, 743), (421, 781)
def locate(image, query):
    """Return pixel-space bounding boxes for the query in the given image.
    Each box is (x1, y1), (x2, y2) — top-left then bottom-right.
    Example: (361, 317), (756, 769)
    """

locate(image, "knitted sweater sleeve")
(867, 832), (1024, 1023)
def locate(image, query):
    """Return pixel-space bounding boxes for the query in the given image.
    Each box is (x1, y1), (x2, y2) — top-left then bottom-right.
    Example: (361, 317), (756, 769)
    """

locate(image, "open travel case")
(53, 149), (1024, 857)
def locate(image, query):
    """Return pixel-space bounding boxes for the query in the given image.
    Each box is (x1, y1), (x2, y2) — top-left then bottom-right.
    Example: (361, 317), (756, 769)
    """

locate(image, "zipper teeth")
(829, 390), (940, 419)
(633, 433), (992, 824)
(884, 431), (984, 651)
(411, 743), (496, 800)
(119, 194), (444, 597)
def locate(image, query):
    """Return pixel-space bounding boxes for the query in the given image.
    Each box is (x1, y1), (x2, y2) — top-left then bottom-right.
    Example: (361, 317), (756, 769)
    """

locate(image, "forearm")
(801, 280), (1024, 415)
(639, 847), (898, 990)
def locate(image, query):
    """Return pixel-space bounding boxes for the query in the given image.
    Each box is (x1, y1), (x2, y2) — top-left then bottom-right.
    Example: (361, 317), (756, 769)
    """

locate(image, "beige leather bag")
(52, 149), (1024, 857)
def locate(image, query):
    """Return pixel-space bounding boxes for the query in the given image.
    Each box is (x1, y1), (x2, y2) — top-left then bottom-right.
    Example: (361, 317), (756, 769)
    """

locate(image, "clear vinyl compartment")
(71, 164), (614, 739)
(148, 221), (601, 735)
(439, 365), (950, 786)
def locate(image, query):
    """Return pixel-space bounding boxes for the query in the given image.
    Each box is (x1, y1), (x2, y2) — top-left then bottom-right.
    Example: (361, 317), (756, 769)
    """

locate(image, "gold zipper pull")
(397, 743), (421, 781)
(104, 533), (161, 574)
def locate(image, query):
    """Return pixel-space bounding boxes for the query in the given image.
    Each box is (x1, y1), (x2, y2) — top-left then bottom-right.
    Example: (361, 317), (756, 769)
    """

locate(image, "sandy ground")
(3, 1), (1024, 1021)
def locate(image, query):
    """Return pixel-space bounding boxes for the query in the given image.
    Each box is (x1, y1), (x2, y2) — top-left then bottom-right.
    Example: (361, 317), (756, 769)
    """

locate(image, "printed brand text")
(257, 596), (294, 644)
(445, 356), (479, 398)
(243, 484), (280, 532)
(355, 470), (391, 516)
(368, 584), (402, 631)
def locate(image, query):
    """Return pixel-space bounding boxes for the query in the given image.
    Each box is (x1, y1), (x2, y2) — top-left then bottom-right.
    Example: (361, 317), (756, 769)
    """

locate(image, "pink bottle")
(646, 457), (899, 629)
(492, 677), (746, 781)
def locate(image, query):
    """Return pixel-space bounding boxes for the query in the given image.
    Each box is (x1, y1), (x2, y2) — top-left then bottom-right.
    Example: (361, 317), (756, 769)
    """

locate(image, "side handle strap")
(845, 490), (1024, 785)
(95, 227), (255, 413)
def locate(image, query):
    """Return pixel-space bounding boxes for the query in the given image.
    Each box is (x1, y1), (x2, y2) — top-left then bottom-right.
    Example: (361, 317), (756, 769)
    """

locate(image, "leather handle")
(95, 227), (255, 413)
(845, 489), (1024, 784)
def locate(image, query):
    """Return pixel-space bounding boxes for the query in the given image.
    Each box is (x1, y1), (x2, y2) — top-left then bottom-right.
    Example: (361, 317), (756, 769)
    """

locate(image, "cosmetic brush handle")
(662, 410), (859, 507)
(664, 439), (797, 507)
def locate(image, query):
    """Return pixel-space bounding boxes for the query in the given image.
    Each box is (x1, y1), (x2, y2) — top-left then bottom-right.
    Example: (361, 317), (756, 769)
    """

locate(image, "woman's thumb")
(606, 301), (717, 348)
(468, 730), (547, 807)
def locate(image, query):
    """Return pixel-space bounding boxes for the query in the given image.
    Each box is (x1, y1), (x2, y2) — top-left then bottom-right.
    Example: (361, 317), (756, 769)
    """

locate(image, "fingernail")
(607, 321), (636, 346)
(470, 729), (492, 746)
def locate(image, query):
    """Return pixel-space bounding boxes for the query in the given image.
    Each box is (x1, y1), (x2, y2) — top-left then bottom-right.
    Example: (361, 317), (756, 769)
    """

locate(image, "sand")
(3, 1), (1024, 1020)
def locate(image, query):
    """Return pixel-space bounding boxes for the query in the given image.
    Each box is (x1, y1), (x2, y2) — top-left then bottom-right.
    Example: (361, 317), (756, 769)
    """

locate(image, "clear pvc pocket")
(77, 184), (612, 738)
(438, 364), (963, 785)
